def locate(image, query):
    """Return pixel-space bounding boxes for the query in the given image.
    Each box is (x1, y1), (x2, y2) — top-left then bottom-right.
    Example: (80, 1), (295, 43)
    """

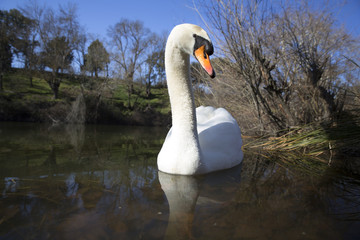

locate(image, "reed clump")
(245, 116), (360, 158)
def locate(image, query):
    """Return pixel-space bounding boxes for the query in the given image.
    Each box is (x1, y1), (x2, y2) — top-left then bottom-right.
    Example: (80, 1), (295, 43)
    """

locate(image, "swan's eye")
(193, 34), (214, 57)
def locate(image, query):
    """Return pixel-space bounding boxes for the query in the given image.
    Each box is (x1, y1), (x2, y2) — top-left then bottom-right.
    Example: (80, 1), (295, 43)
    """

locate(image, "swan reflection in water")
(158, 165), (243, 239)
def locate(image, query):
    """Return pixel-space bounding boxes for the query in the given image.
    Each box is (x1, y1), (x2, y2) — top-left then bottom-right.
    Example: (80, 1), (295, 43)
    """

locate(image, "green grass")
(111, 82), (170, 113)
(4, 72), (51, 95)
(1, 69), (170, 124)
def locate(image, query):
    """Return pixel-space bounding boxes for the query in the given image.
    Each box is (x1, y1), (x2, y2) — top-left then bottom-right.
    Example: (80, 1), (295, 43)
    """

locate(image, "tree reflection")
(65, 124), (85, 158)
(0, 123), (168, 239)
(1, 123), (360, 239)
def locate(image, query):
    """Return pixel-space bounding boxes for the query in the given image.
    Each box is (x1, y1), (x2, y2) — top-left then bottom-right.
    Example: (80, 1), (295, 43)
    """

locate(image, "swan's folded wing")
(196, 106), (243, 172)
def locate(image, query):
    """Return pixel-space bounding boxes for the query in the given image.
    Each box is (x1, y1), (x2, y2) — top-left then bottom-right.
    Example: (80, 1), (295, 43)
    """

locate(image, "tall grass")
(245, 116), (360, 157)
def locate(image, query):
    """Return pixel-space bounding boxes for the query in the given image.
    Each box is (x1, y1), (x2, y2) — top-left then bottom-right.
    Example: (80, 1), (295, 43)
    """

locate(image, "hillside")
(0, 69), (171, 126)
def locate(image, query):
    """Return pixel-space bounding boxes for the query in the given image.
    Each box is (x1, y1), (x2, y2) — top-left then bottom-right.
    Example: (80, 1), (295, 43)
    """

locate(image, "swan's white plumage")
(157, 24), (243, 175)
(197, 106), (243, 172)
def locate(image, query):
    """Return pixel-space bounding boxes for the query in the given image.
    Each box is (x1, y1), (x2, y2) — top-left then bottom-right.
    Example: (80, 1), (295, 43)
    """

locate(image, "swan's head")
(168, 24), (216, 78)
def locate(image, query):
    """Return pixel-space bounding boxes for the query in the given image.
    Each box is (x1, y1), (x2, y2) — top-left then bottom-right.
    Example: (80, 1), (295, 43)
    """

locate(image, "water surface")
(1, 122), (360, 239)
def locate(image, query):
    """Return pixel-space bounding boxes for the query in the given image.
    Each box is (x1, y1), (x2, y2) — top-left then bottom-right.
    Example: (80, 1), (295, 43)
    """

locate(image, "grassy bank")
(2, 69), (360, 175)
(0, 69), (171, 126)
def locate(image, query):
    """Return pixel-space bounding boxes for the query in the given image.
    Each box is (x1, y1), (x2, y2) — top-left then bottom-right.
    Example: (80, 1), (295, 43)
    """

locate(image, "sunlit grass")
(1, 70), (170, 123)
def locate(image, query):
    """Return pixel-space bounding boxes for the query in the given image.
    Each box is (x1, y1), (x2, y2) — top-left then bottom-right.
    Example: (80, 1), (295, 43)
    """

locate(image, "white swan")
(157, 24), (243, 175)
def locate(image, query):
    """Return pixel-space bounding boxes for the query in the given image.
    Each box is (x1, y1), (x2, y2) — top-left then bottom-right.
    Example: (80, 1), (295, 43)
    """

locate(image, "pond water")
(1, 122), (360, 239)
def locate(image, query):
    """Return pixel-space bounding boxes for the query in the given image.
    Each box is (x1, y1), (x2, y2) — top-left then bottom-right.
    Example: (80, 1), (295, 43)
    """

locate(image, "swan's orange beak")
(194, 45), (216, 78)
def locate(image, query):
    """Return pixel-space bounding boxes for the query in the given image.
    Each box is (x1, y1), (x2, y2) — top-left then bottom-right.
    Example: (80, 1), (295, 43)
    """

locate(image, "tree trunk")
(308, 67), (336, 120)
(94, 93), (102, 123)
(127, 89), (132, 109)
(48, 73), (60, 99)
(53, 83), (59, 99)
(0, 72), (3, 91)
(28, 69), (33, 87)
(130, 82), (134, 94)
(146, 77), (151, 98)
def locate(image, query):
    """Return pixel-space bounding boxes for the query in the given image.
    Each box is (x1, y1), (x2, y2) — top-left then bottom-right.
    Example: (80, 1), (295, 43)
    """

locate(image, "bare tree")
(108, 19), (153, 107)
(196, 0), (359, 135)
(21, 2), (82, 99)
(143, 33), (166, 98)
(74, 30), (87, 73)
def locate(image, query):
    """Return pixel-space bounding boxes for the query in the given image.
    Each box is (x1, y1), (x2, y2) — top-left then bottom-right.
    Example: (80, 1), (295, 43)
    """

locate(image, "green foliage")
(39, 36), (74, 99)
(0, 9), (37, 76)
(0, 10), (14, 85)
(85, 39), (109, 78)
(41, 36), (74, 73)
(4, 9), (36, 60)
(0, 39), (12, 73)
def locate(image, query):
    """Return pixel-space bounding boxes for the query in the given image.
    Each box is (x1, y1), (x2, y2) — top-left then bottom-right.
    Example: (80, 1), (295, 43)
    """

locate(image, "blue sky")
(0, 0), (202, 37)
(1, 0), (359, 39)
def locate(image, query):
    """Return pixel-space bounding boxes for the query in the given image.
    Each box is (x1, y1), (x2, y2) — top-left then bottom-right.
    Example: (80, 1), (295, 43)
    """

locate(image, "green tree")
(22, 2), (82, 99)
(0, 39), (12, 91)
(0, 10), (11, 91)
(0, 10), (15, 90)
(85, 39), (109, 78)
(41, 36), (73, 99)
(6, 9), (38, 87)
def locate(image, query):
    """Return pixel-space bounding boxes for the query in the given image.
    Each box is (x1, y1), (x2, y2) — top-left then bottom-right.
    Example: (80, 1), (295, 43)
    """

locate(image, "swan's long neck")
(165, 40), (197, 136)
(160, 34), (203, 175)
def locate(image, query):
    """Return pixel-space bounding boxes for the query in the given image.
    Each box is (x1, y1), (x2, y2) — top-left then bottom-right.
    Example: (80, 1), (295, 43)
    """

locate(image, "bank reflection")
(1, 122), (360, 239)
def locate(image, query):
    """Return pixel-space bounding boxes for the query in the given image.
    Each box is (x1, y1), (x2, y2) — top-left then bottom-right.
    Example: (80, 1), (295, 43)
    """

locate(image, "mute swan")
(157, 24), (243, 175)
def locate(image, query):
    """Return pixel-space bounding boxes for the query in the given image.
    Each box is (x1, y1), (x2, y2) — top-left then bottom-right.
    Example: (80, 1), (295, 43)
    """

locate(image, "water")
(1, 122), (360, 239)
